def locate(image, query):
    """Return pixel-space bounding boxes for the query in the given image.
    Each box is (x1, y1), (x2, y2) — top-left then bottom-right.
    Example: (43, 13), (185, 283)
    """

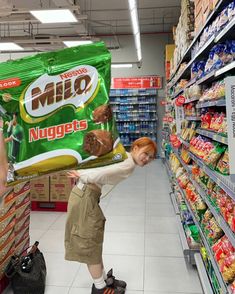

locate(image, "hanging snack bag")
(0, 42), (127, 185)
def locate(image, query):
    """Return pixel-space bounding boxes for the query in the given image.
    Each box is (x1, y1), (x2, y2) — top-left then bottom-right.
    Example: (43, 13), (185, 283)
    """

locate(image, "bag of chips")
(0, 42), (127, 185)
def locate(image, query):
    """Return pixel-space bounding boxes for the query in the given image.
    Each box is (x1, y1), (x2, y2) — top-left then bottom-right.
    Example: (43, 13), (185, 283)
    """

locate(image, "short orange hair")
(131, 137), (157, 158)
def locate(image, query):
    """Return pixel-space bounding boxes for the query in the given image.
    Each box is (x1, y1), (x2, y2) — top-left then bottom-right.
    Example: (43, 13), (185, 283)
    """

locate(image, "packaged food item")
(216, 149), (230, 175)
(0, 42), (127, 185)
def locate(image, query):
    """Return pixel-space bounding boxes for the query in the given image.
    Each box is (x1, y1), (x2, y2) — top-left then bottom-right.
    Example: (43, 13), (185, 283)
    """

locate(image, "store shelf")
(190, 177), (235, 248)
(196, 128), (228, 145)
(196, 97), (226, 108)
(194, 253), (214, 294)
(118, 131), (156, 134)
(185, 116), (201, 121)
(110, 102), (156, 105)
(109, 93), (156, 97)
(215, 16), (235, 43)
(189, 152), (235, 201)
(196, 70), (216, 85)
(180, 137), (190, 148)
(116, 119), (157, 122)
(184, 97), (200, 104)
(168, 0), (233, 88)
(170, 191), (180, 215)
(113, 110), (157, 113)
(178, 185), (229, 294)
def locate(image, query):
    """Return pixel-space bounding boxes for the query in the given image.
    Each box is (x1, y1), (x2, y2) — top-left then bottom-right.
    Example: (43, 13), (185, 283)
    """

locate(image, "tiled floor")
(3, 160), (203, 294)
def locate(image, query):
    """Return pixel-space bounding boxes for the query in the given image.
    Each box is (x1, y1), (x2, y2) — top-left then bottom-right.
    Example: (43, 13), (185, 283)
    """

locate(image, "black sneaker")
(91, 284), (125, 294)
(105, 269), (127, 289)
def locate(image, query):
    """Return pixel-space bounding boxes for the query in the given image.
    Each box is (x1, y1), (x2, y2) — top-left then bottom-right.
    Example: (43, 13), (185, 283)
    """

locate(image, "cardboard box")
(15, 214), (30, 234)
(0, 238), (15, 264)
(165, 44), (175, 62)
(50, 172), (74, 202)
(0, 227), (15, 249)
(0, 213), (15, 236)
(15, 226), (29, 248)
(14, 236), (29, 256)
(50, 183), (73, 202)
(15, 201), (30, 221)
(14, 181), (30, 197)
(30, 176), (50, 201)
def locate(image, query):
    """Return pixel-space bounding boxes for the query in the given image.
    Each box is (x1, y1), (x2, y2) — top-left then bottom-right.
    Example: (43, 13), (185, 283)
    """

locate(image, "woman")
(65, 137), (157, 294)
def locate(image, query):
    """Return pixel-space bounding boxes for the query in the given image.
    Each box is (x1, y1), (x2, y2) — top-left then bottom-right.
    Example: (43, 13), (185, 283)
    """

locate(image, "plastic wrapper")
(0, 42), (127, 185)
(216, 149), (230, 175)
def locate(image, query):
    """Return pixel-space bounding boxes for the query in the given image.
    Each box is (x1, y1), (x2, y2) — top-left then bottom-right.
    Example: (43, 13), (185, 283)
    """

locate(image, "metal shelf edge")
(194, 253), (214, 294)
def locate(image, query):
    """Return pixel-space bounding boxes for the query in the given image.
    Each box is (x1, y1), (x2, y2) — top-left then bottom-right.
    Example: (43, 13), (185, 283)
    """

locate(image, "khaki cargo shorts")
(64, 184), (105, 265)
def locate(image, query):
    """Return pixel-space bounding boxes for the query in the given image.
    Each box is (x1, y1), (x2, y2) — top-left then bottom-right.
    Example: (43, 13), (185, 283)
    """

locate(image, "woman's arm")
(0, 118), (9, 196)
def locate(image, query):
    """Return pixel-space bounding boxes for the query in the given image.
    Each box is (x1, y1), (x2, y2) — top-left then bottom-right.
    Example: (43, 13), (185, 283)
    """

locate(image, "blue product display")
(110, 88), (158, 146)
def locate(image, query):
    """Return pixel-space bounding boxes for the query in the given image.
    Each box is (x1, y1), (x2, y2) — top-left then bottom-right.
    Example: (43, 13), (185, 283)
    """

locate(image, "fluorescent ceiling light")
(30, 9), (77, 23)
(63, 40), (93, 47)
(0, 42), (24, 51)
(128, 0), (142, 62)
(111, 64), (133, 68)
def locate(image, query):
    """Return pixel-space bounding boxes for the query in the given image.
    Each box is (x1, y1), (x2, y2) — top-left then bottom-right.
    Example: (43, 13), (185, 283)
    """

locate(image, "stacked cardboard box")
(30, 176), (50, 202)
(30, 172), (75, 202)
(194, 0), (214, 34)
(165, 44), (175, 81)
(50, 172), (75, 202)
(171, 0), (195, 75)
(0, 182), (30, 280)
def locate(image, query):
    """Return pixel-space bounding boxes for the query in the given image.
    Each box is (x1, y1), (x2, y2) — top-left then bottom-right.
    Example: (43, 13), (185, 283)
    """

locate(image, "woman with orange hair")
(65, 137), (157, 294)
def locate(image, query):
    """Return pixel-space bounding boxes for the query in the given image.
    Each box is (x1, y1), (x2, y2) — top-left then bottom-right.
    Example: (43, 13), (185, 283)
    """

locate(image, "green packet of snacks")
(0, 42), (127, 185)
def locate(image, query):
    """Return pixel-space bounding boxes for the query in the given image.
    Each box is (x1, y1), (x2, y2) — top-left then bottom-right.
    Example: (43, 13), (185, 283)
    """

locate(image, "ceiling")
(0, 0), (181, 52)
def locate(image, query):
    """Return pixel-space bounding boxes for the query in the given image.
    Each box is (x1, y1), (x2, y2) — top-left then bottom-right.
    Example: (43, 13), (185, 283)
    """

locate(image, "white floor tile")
(49, 213), (67, 230)
(39, 230), (65, 253)
(69, 288), (90, 294)
(145, 216), (178, 234)
(105, 201), (145, 216)
(145, 233), (184, 257)
(29, 229), (46, 242)
(45, 285), (70, 294)
(29, 211), (63, 230)
(104, 232), (144, 256)
(146, 203), (175, 217)
(44, 252), (80, 287)
(103, 255), (144, 291)
(144, 257), (202, 293)
(105, 215), (145, 233)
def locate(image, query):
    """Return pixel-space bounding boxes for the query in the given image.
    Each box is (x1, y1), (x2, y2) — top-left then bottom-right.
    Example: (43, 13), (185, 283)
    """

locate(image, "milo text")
(24, 65), (99, 120)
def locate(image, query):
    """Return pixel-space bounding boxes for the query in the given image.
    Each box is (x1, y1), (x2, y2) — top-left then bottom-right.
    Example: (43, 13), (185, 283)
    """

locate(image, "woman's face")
(131, 146), (155, 167)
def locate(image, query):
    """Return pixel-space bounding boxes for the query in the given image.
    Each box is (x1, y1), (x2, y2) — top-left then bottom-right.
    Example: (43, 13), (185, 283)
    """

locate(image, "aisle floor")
(3, 160), (203, 294)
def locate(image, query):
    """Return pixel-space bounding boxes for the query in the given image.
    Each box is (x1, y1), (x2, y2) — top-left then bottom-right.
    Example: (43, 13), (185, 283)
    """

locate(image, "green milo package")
(0, 42), (127, 185)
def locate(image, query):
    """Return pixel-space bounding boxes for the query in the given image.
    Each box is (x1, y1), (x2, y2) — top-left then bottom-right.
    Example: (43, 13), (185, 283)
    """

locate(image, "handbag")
(5, 241), (47, 294)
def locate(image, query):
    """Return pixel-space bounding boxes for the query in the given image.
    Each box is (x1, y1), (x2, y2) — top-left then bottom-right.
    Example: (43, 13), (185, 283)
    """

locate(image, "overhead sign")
(111, 76), (162, 89)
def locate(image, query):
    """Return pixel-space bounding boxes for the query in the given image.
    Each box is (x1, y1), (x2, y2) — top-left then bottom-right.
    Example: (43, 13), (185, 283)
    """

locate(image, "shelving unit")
(164, 159), (199, 265)
(164, 1), (235, 292)
(110, 88), (158, 147)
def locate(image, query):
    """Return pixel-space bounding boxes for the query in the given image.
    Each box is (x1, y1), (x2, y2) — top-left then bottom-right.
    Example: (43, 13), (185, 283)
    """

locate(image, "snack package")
(0, 42), (127, 185)
(216, 149), (230, 175)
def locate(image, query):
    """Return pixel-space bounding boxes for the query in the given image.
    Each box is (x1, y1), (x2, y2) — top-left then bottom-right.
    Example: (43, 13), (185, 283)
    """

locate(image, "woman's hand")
(67, 170), (80, 179)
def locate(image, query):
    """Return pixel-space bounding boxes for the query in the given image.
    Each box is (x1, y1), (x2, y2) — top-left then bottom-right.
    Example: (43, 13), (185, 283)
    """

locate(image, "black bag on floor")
(5, 241), (46, 294)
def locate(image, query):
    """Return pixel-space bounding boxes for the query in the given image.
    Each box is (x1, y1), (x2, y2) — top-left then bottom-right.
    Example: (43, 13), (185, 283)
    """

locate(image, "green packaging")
(0, 42), (127, 184)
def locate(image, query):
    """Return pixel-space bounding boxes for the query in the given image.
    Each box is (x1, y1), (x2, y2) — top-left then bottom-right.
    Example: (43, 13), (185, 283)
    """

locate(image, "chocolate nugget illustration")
(93, 104), (113, 123)
(84, 130), (113, 156)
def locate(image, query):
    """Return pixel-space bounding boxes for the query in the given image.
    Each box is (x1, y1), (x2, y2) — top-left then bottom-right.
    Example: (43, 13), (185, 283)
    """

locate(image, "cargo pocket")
(70, 224), (93, 256)
(87, 201), (106, 244)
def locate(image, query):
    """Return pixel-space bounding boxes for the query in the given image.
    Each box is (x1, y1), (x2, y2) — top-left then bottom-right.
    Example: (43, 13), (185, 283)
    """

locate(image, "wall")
(110, 33), (172, 153)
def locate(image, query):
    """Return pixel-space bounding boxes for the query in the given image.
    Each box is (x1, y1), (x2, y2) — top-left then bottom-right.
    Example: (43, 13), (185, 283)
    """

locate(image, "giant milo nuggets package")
(0, 42), (127, 185)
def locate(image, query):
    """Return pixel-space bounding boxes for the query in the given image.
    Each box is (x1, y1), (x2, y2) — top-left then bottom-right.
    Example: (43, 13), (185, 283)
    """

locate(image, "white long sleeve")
(78, 152), (136, 192)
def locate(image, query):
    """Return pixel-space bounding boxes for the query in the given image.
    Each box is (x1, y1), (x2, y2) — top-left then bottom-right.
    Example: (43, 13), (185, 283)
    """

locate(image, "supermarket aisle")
(4, 160), (203, 294)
